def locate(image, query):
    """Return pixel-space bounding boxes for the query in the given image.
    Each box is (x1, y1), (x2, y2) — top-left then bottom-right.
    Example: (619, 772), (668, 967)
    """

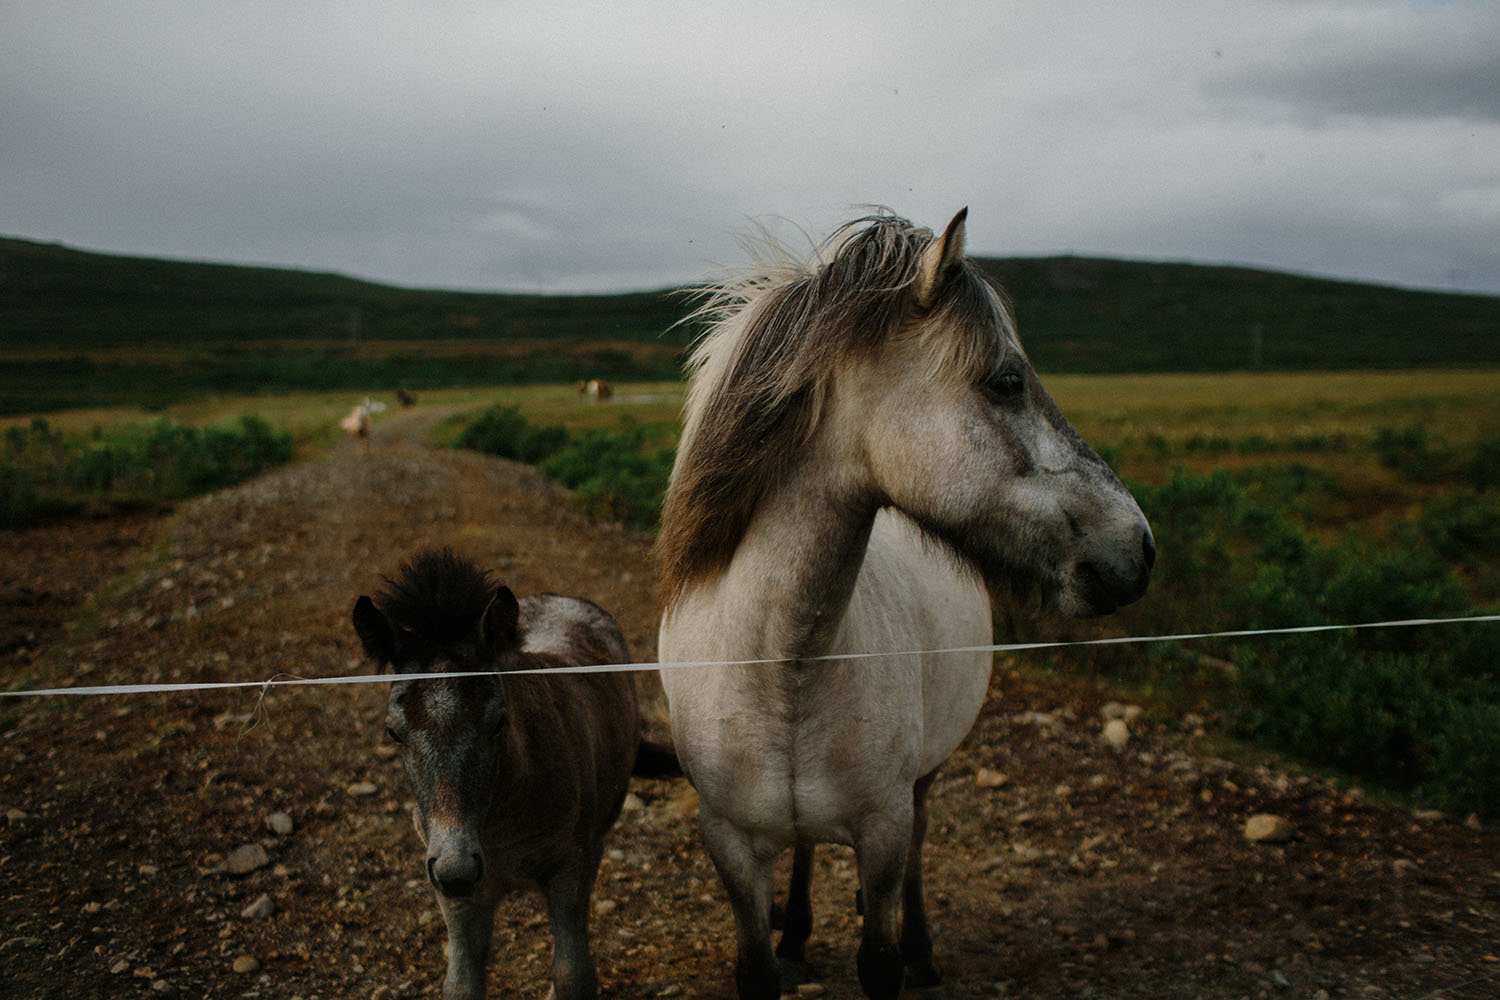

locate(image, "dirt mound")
(2, 411), (1496, 999)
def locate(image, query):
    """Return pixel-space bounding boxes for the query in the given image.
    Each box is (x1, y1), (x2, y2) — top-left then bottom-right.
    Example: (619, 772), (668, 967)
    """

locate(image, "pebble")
(241, 893), (276, 919)
(266, 811), (294, 836)
(225, 843), (271, 875)
(594, 899), (618, 916)
(1244, 813), (1296, 843)
(1101, 718), (1130, 750)
(975, 767), (1008, 789)
(232, 955), (261, 975)
(4, 808), (26, 824)
(347, 781), (378, 798)
(797, 985), (827, 997)
(621, 793), (646, 813)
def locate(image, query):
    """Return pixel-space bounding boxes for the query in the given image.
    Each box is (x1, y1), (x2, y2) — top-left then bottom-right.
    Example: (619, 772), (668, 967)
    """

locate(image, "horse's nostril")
(1141, 530), (1157, 571)
(427, 852), (483, 898)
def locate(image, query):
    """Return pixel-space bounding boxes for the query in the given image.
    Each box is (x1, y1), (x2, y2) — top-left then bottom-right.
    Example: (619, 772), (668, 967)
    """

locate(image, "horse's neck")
(708, 460), (879, 660)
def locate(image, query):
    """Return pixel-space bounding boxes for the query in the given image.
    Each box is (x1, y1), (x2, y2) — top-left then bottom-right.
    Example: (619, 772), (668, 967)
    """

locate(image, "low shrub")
(455, 407), (672, 531)
(456, 405), (570, 464)
(0, 416), (292, 528)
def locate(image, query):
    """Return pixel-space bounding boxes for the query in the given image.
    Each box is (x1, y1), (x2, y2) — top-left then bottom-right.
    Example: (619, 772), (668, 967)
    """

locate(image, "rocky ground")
(2, 409), (1498, 1000)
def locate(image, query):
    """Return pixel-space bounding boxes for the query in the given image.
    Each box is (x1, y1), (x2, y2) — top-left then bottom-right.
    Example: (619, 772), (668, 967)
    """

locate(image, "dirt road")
(2, 409), (1497, 999)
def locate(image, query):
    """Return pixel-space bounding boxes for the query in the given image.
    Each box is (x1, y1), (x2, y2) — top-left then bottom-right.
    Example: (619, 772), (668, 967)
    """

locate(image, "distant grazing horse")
(656, 211), (1154, 1000)
(575, 378), (613, 401)
(340, 404), (372, 452)
(353, 549), (639, 1000)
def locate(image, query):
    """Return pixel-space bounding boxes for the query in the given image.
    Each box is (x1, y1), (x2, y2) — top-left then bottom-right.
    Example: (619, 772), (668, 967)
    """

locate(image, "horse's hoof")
(904, 958), (942, 990)
(777, 958), (809, 993)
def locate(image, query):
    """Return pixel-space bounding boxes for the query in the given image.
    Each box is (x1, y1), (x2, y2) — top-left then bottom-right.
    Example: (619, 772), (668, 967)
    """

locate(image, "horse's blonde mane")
(655, 212), (1012, 607)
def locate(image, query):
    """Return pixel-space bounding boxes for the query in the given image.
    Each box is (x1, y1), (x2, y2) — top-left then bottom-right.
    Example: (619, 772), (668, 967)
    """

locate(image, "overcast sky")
(3, 1), (1498, 296)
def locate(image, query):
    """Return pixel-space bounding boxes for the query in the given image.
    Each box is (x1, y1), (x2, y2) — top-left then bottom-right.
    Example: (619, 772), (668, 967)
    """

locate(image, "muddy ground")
(2, 409), (1497, 1000)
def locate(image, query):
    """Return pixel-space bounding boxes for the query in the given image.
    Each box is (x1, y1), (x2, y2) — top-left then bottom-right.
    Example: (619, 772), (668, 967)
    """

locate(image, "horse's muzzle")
(428, 851), (484, 898)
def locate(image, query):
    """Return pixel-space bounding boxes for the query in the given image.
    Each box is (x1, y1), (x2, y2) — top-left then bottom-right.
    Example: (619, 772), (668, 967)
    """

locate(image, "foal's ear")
(914, 207), (968, 309)
(480, 586), (521, 651)
(352, 596), (397, 664)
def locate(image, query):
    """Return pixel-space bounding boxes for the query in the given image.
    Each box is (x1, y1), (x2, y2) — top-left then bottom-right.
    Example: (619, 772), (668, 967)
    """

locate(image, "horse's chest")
(678, 678), (919, 843)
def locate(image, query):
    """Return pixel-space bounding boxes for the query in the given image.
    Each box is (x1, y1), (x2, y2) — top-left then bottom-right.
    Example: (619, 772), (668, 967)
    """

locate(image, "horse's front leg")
(774, 839), (815, 985)
(437, 894), (496, 1000)
(701, 810), (780, 1000)
(853, 808), (912, 1000)
(901, 770), (942, 990)
(541, 860), (601, 1000)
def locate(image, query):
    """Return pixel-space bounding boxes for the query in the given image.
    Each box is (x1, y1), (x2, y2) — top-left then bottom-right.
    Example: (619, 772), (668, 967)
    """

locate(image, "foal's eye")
(982, 371), (1026, 403)
(385, 725), (405, 745)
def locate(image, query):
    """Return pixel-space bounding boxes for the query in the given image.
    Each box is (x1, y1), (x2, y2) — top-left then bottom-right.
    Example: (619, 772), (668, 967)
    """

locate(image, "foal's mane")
(655, 211), (1009, 606)
(374, 548), (496, 647)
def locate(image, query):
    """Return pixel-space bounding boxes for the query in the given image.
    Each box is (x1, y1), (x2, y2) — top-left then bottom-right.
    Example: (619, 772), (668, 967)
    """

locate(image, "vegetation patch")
(455, 405), (672, 531)
(1, 415), (292, 528)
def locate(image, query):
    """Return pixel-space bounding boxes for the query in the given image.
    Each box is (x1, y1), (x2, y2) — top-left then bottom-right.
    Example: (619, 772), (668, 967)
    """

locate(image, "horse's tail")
(632, 738), (682, 779)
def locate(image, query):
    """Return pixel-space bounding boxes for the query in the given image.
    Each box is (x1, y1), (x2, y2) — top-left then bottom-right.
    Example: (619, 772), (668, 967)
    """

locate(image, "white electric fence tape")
(2, 614), (1497, 700)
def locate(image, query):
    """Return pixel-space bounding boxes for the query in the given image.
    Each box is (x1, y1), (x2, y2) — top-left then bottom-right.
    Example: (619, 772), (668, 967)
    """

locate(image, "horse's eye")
(982, 371), (1025, 403)
(385, 725), (405, 745)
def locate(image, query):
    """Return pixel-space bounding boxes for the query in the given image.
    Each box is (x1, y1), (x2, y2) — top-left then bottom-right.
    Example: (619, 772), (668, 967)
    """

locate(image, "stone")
(346, 781), (378, 798)
(232, 955), (261, 975)
(241, 893), (276, 919)
(224, 843), (271, 876)
(1244, 813), (1296, 843)
(266, 811), (294, 836)
(1101, 718), (1130, 750)
(593, 899), (618, 916)
(621, 793), (645, 813)
(975, 767), (1008, 789)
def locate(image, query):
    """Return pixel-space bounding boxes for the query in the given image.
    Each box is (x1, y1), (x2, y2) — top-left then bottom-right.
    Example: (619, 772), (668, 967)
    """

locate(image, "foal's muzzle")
(428, 851), (484, 898)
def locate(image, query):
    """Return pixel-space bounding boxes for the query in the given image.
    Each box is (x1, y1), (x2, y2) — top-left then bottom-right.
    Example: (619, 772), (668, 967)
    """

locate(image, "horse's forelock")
(656, 213), (1010, 606)
(375, 549), (496, 652)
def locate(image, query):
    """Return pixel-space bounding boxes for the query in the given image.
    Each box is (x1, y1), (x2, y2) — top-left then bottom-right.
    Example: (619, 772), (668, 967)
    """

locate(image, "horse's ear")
(353, 596), (398, 664)
(914, 207), (968, 309)
(481, 586), (521, 651)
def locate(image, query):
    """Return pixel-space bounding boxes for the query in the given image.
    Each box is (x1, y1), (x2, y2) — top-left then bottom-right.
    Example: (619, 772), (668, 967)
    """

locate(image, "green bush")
(454, 407), (672, 532)
(0, 415), (292, 528)
(1077, 465), (1500, 815)
(456, 405), (570, 464)
(540, 426), (672, 531)
(1466, 436), (1500, 491)
(1373, 424), (1450, 483)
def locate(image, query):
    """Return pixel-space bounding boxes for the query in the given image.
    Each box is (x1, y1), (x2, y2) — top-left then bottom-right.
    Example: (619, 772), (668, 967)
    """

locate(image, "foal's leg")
(901, 770), (942, 989)
(437, 895), (496, 1000)
(774, 839), (815, 985)
(853, 810), (913, 1000)
(542, 860), (600, 1000)
(701, 811), (780, 1000)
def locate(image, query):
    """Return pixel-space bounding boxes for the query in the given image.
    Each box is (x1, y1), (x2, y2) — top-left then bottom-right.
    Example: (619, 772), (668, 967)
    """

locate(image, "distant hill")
(975, 256), (1500, 371)
(0, 237), (684, 347)
(3, 236), (1497, 381)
